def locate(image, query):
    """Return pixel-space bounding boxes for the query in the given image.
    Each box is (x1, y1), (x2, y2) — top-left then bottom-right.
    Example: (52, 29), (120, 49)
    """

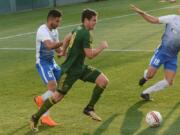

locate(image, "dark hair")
(47, 9), (62, 19)
(81, 8), (97, 22)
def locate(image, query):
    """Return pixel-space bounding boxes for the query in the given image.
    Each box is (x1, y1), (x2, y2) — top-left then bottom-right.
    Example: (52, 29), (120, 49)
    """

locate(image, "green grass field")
(0, 0), (180, 134)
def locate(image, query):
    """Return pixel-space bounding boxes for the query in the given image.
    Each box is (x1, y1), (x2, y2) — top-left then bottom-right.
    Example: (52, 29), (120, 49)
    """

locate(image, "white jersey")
(159, 14), (180, 57)
(36, 24), (59, 63)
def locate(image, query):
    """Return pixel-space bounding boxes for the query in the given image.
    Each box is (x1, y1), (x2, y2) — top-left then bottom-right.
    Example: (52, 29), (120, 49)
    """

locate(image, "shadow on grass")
(120, 100), (148, 135)
(137, 102), (180, 135)
(93, 113), (119, 135)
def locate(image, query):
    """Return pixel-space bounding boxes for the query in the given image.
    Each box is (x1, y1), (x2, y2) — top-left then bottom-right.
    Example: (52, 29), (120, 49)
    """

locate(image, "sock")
(42, 90), (53, 116)
(88, 85), (104, 108)
(42, 90), (53, 101)
(143, 69), (148, 80)
(143, 79), (169, 94)
(34, 97), (56, 120)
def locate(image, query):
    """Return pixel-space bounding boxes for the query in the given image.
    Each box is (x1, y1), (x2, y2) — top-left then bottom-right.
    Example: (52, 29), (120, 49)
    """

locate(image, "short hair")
(81, 8), (97, 22)
(47, 9), (62, 19)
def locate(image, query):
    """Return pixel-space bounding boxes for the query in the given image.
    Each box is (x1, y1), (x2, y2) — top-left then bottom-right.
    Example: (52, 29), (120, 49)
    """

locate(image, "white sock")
(41, 90), (54, 116)
(42, 90), (53, 101)
(143, 79), (169, 94)
(143, 69), (148, 80)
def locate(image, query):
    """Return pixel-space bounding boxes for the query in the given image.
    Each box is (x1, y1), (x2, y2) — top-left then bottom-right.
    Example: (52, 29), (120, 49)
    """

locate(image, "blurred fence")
(0, 0), (94, 14)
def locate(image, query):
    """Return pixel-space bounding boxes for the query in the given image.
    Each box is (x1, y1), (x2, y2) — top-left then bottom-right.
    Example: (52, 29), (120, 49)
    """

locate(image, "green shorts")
(57, 65), (101, 95)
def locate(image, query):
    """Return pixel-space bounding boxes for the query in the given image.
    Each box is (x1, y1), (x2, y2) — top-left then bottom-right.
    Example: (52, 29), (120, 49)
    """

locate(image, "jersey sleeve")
(37, 27), (51, 42)
(82, 31), (92, 49)
(159, 15), (177, 24)
(55, 29), (59, 42)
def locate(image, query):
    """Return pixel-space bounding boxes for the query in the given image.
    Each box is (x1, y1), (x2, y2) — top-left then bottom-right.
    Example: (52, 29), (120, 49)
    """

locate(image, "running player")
(30, 8), (109, 132)
(35, 9), (63, 126)
(131, 4), (180, 100)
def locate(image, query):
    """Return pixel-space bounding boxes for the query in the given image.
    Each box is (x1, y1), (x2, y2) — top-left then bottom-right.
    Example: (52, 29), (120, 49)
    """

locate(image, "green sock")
(34, 97), (56, 120)
(88, 85), (104, 107)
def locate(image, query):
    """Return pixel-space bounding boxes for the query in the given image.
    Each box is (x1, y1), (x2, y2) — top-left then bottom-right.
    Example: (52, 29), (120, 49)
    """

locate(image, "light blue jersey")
(159, 15), (180, 57)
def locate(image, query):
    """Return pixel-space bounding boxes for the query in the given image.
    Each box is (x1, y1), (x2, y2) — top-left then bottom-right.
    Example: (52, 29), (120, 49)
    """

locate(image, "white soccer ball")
(145, 111), (163, 127)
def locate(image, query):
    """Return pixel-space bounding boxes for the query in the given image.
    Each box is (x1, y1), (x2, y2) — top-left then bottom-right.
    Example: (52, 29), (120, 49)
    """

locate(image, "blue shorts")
(36, 60), (61, 84)
(150, 49), (178, 72)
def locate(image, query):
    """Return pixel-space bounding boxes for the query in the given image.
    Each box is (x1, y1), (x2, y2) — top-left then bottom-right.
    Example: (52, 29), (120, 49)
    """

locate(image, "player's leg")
(35, 63), (60, 126)
(141, 56), (177, 101)
(30, 73), (77, 131)
(139, 50), (161, 86)
(80, 66), (109, 121)
(139, 66), (158, 86)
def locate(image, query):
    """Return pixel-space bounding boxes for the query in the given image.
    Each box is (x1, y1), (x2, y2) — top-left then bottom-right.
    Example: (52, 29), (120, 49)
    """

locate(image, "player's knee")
(48, 81), (57, 92)
(98, 77), (109, 88)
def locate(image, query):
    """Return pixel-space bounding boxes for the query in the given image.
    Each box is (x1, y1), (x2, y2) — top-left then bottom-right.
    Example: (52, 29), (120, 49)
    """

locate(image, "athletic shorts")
(57, 65), (101, 95)
(36, 60), (61, 84)
(150, 48), (178, 72)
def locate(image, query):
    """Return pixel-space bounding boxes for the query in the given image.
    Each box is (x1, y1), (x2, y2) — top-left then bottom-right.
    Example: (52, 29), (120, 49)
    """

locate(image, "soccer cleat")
(139, 77), (147, 86)
(34, 96), (43, 109)
(83, 106), (102, 122)
(30, 115), (39, 132)
(140, 93), (151, 101)
(40, 115), (58, 127)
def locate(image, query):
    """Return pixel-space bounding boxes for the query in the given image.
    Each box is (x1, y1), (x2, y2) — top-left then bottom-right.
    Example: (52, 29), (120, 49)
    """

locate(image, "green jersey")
(61, 25), (93, 74)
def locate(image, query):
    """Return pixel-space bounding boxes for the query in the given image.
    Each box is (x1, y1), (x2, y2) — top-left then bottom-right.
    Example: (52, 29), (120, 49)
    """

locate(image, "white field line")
(0, 4), (180, 41)
(0, 47), (154, 52)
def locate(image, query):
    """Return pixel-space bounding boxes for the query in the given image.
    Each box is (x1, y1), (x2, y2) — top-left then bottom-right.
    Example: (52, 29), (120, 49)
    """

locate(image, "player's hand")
(100, 41), (108, 50)
(130, 4), (145, 14)
(57, 47), (66, 58)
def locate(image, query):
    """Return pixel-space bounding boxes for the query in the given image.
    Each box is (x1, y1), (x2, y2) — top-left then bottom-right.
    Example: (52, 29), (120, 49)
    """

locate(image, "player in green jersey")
(30, 8), (109, 132)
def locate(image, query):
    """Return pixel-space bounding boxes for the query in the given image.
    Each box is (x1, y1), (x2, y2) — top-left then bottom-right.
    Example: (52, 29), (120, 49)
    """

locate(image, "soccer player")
(30, 8), (109, 132)
(131, 5), (180, 100)
(35, 9), (63, 126)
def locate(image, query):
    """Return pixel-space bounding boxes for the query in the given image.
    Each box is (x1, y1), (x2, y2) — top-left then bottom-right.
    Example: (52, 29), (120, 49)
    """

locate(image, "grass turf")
(0, 0), (180, 135)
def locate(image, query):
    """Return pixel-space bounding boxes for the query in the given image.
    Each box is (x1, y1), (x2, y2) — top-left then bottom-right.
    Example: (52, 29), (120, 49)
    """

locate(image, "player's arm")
(56, 32), (72, 57)
(43, 40), (63, 50)
(84, 41), (108, 59)
(62, 32), (72, 52)
(130, 4), (160, 24)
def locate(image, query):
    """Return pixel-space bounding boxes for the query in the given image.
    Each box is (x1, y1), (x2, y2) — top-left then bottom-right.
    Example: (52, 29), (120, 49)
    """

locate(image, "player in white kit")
(131, 5), (180, 100)
(35, 9), (63, 126)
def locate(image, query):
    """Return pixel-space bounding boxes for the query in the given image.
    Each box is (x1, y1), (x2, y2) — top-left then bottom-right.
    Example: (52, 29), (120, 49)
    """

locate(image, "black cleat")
(140, 93), (152, 101)
(139, 77), (147, 86)
(30, 115), (39, 132)
(83, 106), (102, 121)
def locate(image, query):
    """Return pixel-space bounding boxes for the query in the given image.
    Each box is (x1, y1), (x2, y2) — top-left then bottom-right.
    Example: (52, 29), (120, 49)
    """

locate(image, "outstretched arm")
(43, 40), (63, 50)
(130, 4), (160, 24)
(57, 33), (72, 57)
(84, 41), (108, 59)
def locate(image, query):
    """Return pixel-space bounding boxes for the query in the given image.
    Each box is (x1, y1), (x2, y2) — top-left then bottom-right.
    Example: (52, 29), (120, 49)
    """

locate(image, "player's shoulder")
(164, 14), (178, 19)
(37, 24), (48, 33)
(74, 25), (89, 34)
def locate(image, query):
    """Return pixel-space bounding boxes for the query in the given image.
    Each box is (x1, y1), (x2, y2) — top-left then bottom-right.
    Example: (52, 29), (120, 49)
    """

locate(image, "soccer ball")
(145, 111), (163, 127)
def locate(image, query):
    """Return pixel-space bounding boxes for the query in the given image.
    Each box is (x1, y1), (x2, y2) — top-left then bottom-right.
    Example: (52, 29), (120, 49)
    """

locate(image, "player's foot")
(140, 93), (151, 101)
(34, 96), (43, 109)
(30, 115), (39, 132)
(83, 106), (102, 121)
(41, 115), (58, 127)
(139, 77), (147, 86)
